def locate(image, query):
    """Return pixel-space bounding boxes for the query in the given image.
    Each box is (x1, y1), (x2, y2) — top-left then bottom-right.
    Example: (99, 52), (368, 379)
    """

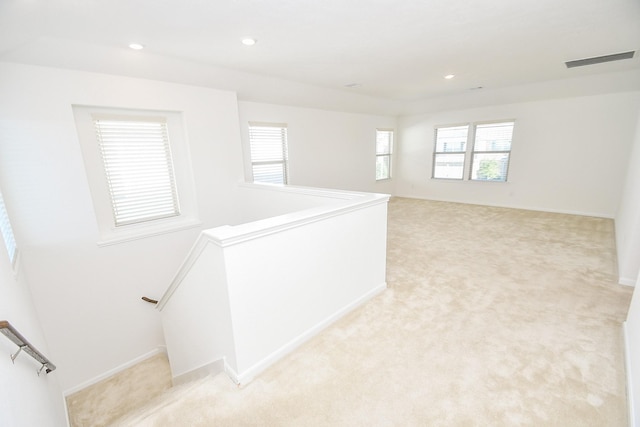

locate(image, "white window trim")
(73, 106), (201, 246)
(469, 120), (515, 182)
(0, 190), (18, 267)
(432, 120), (515, 182)
(432, 123), (470, 180)
(248, 122), (289, 185)
(375, 128), (394, 181)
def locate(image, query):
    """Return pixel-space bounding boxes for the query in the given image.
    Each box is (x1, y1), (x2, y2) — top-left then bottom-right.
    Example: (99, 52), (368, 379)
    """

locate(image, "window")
(470, 122), (514, 182)
(432, 121), (515, 181)
(0, 190), (17, 265)
(73, 106), (199, 245)
(376, 129), (394, 180)
(433, 125), (469, 179)
(94, 117), (180, 226)
(248, 123), (289, 184)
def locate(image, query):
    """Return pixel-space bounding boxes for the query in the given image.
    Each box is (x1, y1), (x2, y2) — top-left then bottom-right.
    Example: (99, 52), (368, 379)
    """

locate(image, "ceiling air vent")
(565, 51), (635, 68)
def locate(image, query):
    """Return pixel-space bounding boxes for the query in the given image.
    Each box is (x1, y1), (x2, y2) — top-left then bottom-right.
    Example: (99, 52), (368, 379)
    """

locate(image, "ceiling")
(1, 0), (639, 115)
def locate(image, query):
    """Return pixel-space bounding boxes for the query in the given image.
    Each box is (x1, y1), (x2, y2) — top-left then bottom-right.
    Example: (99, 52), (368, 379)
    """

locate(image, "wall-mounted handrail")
(141, 296), (158, 304)
(0, 320), (56, 375)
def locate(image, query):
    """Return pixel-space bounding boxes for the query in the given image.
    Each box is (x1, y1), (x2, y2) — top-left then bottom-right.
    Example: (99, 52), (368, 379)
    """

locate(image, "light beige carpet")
(72, 197), (634, 426)
(66, 353), (172, 427)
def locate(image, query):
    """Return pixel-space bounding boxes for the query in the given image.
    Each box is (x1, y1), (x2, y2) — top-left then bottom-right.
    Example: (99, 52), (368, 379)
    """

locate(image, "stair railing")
(0, 320), (56, 376)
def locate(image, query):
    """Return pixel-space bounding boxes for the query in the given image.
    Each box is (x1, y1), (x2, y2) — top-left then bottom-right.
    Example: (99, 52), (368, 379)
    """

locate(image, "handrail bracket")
(1, 320), (56, 376)
(11, 345), (25, 363)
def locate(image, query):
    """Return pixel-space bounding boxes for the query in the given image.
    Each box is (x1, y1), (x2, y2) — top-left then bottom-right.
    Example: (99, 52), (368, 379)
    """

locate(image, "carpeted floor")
(69, 197), (634, 426)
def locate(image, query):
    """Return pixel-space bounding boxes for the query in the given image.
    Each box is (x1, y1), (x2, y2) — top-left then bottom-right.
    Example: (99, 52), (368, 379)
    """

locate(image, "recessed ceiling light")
(242, 38), (257, 46)
(128, 43), (144, 50)
(444, 74), (455, 80)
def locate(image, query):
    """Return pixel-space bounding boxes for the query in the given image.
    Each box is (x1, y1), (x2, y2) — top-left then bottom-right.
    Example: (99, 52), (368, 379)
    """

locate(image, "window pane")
(252, 163), (287, 184)
(376, 155), (390, 180)
(474, 122), (513, 152)
(435, 126), (468, 152)
(249, 124), (288, 184)
(0, 191), (17, 264)
(375, 129), (393, 180)
(433, 153), (465, 179)
(376, 130), (393, 155)
(470, 153), (510, 181)
(95, 119), (180, 226)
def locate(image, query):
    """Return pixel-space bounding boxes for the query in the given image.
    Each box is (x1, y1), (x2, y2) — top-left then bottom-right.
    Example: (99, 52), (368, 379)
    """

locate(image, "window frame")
(0, 190), (18, 267)
(248, 122), (289, 185)
(93, 115), (181, 226)
(432, 124), (470, 180)
(469, 121), (515, 182)
(375, 128), (394, 181)
(431, 120), (515, 182)
(73, 106), (201, 246)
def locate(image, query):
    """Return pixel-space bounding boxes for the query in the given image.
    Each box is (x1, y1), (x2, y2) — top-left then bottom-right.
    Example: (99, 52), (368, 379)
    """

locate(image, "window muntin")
(94, 116), (181, 226)
(0, 190), (17, 265)
(470, 122), (514, 182)
(433, 125), (469, 179)
(376, 129), (394, 180)
(248, 123), (289, 184)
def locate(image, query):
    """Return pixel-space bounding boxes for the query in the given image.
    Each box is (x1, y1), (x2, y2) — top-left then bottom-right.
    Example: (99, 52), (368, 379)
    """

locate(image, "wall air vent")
(565, 51), (635, 68)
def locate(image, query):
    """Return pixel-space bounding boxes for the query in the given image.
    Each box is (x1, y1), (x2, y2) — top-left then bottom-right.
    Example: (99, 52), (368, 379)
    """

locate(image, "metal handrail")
(0, 320), (56, 375)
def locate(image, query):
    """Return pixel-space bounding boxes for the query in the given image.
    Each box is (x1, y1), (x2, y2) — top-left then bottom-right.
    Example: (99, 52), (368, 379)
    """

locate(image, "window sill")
(97, 218), (203, 247)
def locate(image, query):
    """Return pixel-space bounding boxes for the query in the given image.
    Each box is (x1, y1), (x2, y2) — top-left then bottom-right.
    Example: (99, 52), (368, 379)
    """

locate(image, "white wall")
(0, 63), (245, 392)
(229, 183), (346, 225)
(616, 110), (640, 285)
(225, 200), (388, 382)
(0, 228), (67, 425)
(620, 111), (640, 425)
(396, 92), (640, 217)
(626, 278), (640, 426)
(238, 101), (397, 195)
(159, 186), (389, 385)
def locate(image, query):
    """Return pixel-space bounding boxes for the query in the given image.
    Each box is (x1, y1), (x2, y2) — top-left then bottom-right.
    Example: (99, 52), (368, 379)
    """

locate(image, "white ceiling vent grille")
(565, 51), (635, 68)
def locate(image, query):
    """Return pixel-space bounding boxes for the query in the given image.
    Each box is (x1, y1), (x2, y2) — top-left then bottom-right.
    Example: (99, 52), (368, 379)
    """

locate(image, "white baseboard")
(224, 361), (241, 385)
(392, 194), (614, 219)
(62, 390), (71, 427)
(624, 322), (635, 427)
(63, 346), (167, 396)
(231, 282), (387, 386)
(172, 358), (225, 386)
(620, 277), (637, 287)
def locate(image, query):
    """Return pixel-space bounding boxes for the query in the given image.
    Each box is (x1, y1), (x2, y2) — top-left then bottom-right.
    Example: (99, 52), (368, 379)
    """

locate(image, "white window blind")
(94, 117), (181, 226)
(376, 129), (394, 180)
(0, 191), (17, 265)
(433, 125), (469, 179)
(470, 121), (514, 182)
(248, 123), (289, 184)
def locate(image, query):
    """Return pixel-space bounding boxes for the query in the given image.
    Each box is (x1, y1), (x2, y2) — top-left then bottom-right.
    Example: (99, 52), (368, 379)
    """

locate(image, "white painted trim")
(237, 182), (383, 200)
(224, 361), (241, 385)
(62, 391), (71, 427)
(232, 282), (387, 386)
(96, 219), (202, 247)
(392, 194), (615, 219)
(156, 234), (212, 310)
(63, 347), (167, 396)
(158, 185), (389, 310)
(624, 322), (635, 427)
(620, 277), (637, 287)
(205, 195), (389, 248)
(171, 358), (225, 386)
